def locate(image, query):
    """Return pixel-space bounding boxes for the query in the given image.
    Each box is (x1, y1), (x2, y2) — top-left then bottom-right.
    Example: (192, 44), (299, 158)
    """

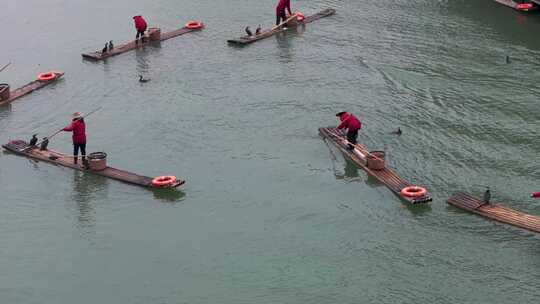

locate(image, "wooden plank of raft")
(494, 0), (537, 11)
(82, 26), (203, 61)
(2, 140), (185, 189)
(0, 72), (64, 107)
(319, 127), (432, 204)
(227, 8), (336, 45)
(447, 192), (540, 233)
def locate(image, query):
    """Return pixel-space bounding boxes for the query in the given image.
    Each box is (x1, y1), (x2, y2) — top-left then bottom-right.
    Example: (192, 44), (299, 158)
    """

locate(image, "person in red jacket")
(63, 112), (87, 166)
(276, 0), (292, 26)
(336, 111), (362, 150)
(133, 15), (148, 44)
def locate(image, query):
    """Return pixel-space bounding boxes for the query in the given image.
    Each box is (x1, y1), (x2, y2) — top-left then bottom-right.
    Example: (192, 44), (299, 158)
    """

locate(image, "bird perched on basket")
(255, 25), (262, 35)
(245, 26), (253, 37)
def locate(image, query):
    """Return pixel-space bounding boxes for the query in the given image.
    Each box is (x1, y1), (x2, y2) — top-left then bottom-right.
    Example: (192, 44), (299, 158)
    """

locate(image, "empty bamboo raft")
(3, 140), (185, 189)
(447, 192), (540, 233)
(82, 25), (204, 61)
(494, 0), (537, 11)
(0, 72), (64, 107)
(227, 8), (335, 45)
(319, 127), (432, 204)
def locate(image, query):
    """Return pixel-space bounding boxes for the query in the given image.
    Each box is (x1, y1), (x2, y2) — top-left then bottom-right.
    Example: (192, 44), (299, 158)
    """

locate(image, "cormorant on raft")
(483, 187), (491, 204)
(245, 26), (253, 37)
(29, 134), (38, 146)
(108, 40), (114, 51)
(255, 25), (262, 35)
(101, 43), (108, 54)
(40, 137), (49, 151)
(139, 75), (150, 83)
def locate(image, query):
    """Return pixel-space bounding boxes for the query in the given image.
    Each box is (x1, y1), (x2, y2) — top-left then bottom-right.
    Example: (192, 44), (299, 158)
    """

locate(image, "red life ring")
(400, 186), (427, 198)
(516, 3), (533, 11)
(186, 21), (203, 29)
(295, 12), (305, 22)
(152, 175), (177, 187)
(37, 72), (56, 82)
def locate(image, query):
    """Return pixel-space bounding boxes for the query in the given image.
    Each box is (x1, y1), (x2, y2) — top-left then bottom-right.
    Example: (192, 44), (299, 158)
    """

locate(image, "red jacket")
(337, 113), (361, 131)
(133, 15), (147, 31)
(276, 0), (292, 14)
(63, 119), (86, 144)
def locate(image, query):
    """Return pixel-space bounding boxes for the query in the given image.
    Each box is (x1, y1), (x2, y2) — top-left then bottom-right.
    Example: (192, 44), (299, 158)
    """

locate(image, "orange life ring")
(186, 21), (203, 29)
(295, 12), (305, 22)
(152, 175), (177, 187)
(400, 186), (427, 198)
(37, 72), (56, 82)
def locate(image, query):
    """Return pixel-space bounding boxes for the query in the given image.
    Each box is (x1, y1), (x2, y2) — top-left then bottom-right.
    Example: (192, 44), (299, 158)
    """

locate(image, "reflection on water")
(135, 41), (161, 75)
(151, 188), (186, 202)
(334, 157), (362, 182)
(71, 170), (109, 227)
(404, 199), (432, 215)
(135, 48), (150, 75)
(0, 102), (12, 113)
(275, 24), (305, 61)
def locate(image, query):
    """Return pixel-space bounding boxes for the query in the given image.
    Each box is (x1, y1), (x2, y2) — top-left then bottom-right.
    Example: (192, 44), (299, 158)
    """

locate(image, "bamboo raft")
(82, 25), (204, 61)
(493, 0), (537, 11)
(530, 0), (540, 7)
(319, 127), (432, 204)
(0, 72), (64, 107)
(227, 8), (335, 45)
(447, 192), (540, 233)
(2, 140), (185, 189)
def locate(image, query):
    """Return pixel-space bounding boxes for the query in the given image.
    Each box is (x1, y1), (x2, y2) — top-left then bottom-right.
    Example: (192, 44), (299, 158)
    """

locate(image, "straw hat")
(72, 112), (82, 119)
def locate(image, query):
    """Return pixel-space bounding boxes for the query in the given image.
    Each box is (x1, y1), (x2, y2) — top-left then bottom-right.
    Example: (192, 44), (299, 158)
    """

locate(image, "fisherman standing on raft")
(336, 111), (362, 150)
(133, 15), (148, 44)
(276, 0), (292, 26)
(62, 112), (87, 167)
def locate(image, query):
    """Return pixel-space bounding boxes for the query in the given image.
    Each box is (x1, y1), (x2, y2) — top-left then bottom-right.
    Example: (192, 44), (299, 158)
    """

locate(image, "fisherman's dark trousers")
(276, 10), (287, 25)
(346, 130), (358, 148)
(73, 143), (86, 163)
(136, 29), (146, 41)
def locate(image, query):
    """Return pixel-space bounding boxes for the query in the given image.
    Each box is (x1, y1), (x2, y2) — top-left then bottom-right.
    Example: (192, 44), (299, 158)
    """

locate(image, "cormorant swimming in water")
(139, 75), (150, 83)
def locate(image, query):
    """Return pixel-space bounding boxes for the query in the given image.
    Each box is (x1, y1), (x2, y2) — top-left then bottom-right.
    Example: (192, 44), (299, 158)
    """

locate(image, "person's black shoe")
(347, 144), (354, 151)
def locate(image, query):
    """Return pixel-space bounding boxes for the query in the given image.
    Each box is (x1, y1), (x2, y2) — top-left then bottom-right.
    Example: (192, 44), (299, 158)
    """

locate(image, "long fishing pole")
(45, 106), (102, 140)
(0, 62), (11, 73)
(24, 107), (102, 151)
